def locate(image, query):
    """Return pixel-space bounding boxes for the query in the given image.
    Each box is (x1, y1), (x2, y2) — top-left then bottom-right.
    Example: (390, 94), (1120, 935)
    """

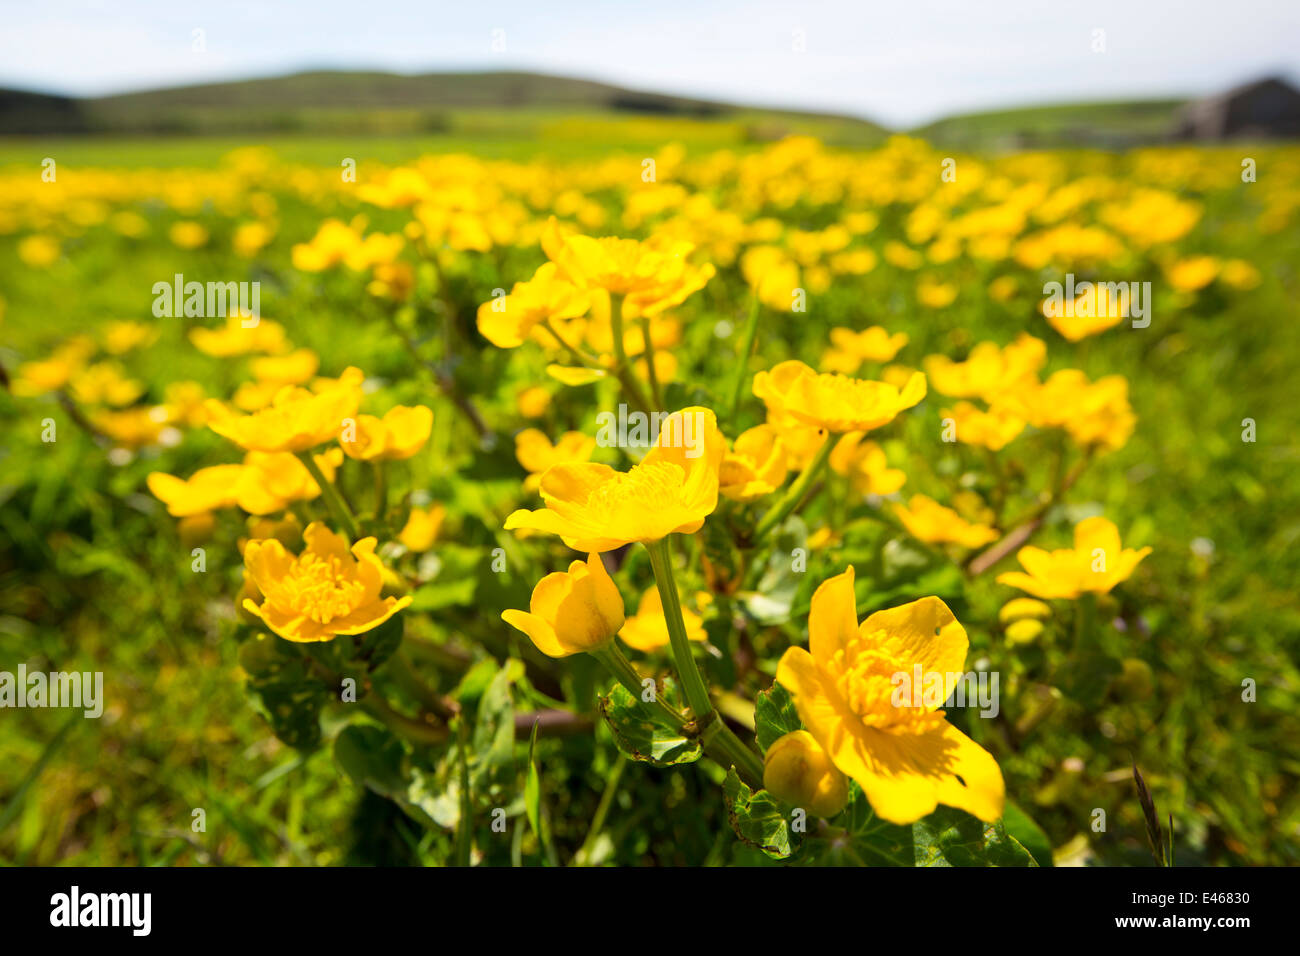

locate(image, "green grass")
(1, 133), (1298, 866)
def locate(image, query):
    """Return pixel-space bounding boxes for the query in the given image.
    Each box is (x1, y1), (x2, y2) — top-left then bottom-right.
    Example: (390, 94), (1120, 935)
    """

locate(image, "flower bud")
(763, 730), (849, 818)
(502, 553), (624, 657)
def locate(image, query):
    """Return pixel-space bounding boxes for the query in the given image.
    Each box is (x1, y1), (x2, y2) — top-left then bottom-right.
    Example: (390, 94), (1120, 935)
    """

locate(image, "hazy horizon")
(2, 1), (1298, 127)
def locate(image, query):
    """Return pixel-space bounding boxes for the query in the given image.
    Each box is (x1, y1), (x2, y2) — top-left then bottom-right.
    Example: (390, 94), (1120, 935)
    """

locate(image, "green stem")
(608, 293), (655, 417)
(296, 450), (360, 541)
(372, 461), (388, 520)
(752, 433), (833, 541)
(725, 292), (761, 426)
(572, 753), (627, 867)
(591, 643), (688, 728)
(639, 313), (665, 411)
(644, 537), (764, 787)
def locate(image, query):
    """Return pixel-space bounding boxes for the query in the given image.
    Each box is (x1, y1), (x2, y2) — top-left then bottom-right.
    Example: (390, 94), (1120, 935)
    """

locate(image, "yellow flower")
(1042, 285), (1129, 342)
(205, 367), (364, 453)
(763, 730), (850, 818)
(340, 405), (434, 461)
(477, 262), (591, 348)
(69, 362), (145, 407)
(236, 449), (342, 515)
(101, 320), (158, 355)
(504, 406), (724, 552)
(1000, 370), (1135, 452)
(242, 522), (412, 643)
(719, 425), (788, 502)
(777, 568), (1005, 824)
(233, 221), (275, 258)
(11, 337), (95, 396)
(291, 219), (361, 271)
(893, 494), (999, 549)
(18, 235), (60, 268)
(829, 433), (906, 496)
(545, 217), (715, 319)
(752, 360), (926, 434)
(998, 598), (1051, 623)
(515, 428), (597, 492)
(1218, 259), (1260, 290)
(941, 401), (1025, 451)
(820, 326), (909, 374)
(169, 221), (209, 249)
(917, 276), (958, 308)
(997, 516), (1151, 600)
(883, 240), (923, 270)
(502, 553), (625, 658)
(1166, 255), (1219, 292)
(147, 465), (245, 517)
(1005, 619), (1044, 645)
(399, 504), (447, 552)
(618, 586), (708, 652)
(922, 333), (1045, 401)
(741, 245), (801, 312)
(250, 348), (320, 385)
(516, 386), (552, 419)
(189, 315), (289, 357)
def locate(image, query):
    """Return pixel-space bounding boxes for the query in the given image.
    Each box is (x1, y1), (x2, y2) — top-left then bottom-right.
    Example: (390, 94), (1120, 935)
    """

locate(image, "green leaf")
(333, 723), (442, 830)
(1003, 800), (1054, 867)
(334, 724), (407, 796)
(598, 678), (701, 766)
(240, 637), (334, 750)
(470, 658), (519, 792)
(911, 807), (1038, 867)
(798, 784), (1037, 866)
(722, 767), (799, 859)
(755, 681), (802, 753)
(524, 720), (542, 837)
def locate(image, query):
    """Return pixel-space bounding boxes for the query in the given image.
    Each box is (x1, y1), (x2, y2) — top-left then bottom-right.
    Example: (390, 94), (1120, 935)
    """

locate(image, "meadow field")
(1, 127), (1298, 866)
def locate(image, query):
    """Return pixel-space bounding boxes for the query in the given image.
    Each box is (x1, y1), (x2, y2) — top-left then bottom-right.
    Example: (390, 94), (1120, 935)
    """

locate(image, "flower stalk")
(752, 432), (833, 541)
(644, 537), (764, 786)
(296, 450), (360, 541)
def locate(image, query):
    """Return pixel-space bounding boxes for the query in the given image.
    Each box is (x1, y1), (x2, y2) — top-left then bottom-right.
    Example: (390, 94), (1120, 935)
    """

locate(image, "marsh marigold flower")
(399, 504), (447, 552)
(502, 553), (624, 658)
(476, 262), (592, 349)
(205, 367), (364, 453)
(753, 360), (926, 434)
(820, 326), (909, 374)
(544, 217), (715, 319)
(830, 433), (906, 496)
(763, 729), (850, 818)
(923, 333), (1045, 401)
(515, 428), (597, 492)
(996, 516), (1151, 600)
(719, 425), (788, 502)
(941, 401), (1026, 451)
(776, 568), (1005, 824)
(242, 522), (412, 643)
(340, 405), (434, 462)
(893, 494), (999, 549)
(618, 586), (708, 653)
(504, 407), (724, 552)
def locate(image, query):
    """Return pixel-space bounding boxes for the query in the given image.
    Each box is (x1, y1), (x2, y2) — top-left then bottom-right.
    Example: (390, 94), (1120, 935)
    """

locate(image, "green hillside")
(0, 70), (887, 145)
(913, 98), (1186, 150)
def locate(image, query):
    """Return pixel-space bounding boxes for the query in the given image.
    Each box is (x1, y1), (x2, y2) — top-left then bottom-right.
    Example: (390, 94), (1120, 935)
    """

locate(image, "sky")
(1, 0), (1298, 128)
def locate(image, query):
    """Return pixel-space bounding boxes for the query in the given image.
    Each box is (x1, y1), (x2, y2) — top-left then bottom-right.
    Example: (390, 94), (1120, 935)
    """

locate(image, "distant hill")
(0, 69), (887, 144)
(911, 99), (1187, 150)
